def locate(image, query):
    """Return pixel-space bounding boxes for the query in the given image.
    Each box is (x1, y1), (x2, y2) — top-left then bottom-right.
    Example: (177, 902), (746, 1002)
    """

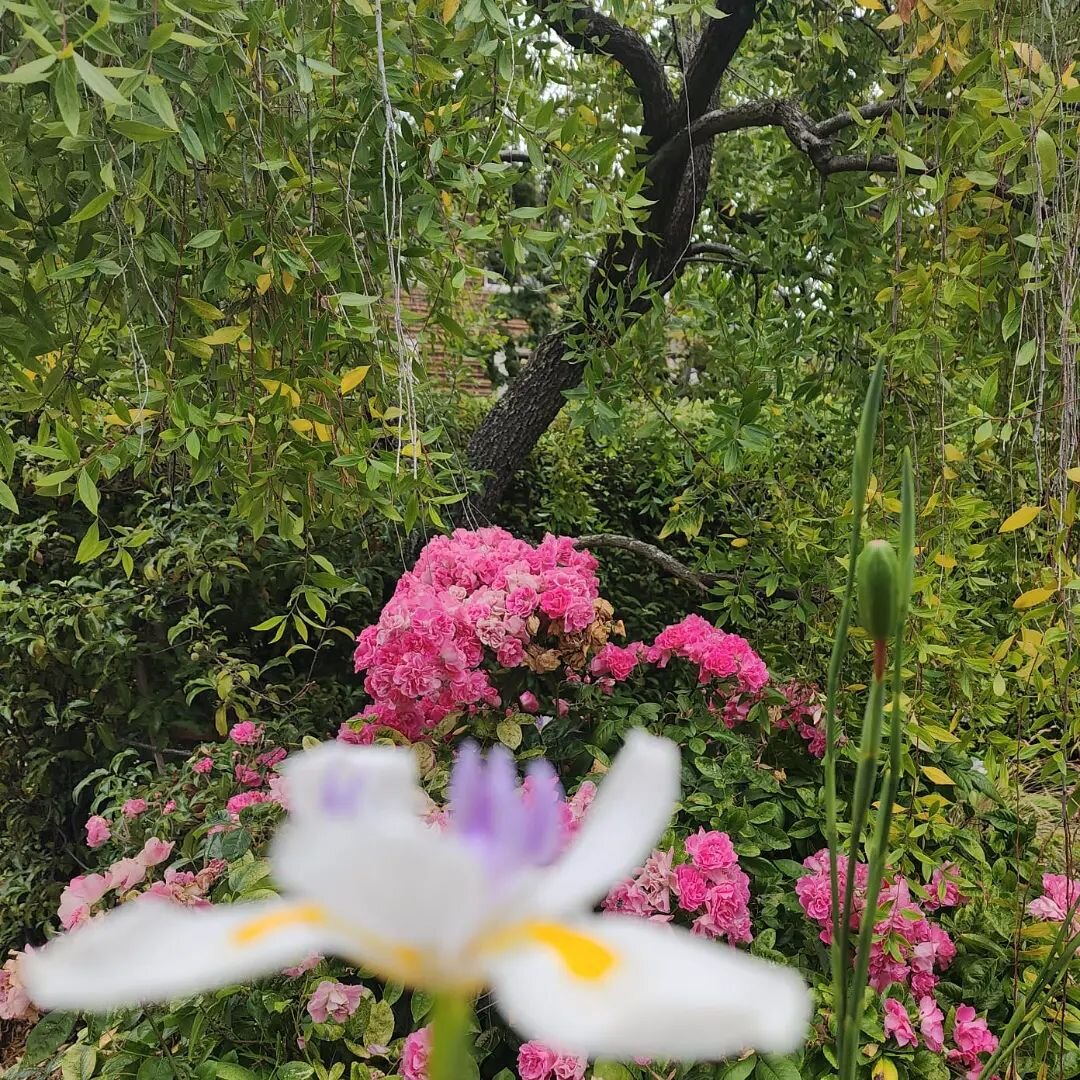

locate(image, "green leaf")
(60, 1044), (97, 1080)
(24, 1012), (76, 1065)
(365, 1000), (394, 1047)
(1034, 128), (1058, 190)
(0, 479), (18, 514)
(188, 229), (223, 249)
(0, 156), (13, 209)
(77, 469), (100, 515)
(73, 52), (128, 105)
(147, 21), (175, 49)
(0, 53), (57, 84)
(146, 82), (178, 130)
(591, 1065), (635, 1080)
(69, 189), (116, 224)
(754, 1055), (803, 1080)
(216, 1064), (260, 1080)
(54, 58), (80, 136)
(137, 1061), (173, 1080)
(111, 118), (176, 141)
(718, 1059), (757, 1080)
(75, 521), (109, 563)
(496, 718), (522, 749)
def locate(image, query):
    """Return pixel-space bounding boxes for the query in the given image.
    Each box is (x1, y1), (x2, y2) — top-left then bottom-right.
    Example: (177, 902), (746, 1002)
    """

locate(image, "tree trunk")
(464, 328), (581, 521)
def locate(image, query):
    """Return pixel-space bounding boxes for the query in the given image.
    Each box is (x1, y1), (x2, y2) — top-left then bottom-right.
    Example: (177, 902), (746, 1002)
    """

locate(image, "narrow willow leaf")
(998, 505), (1042, 532)
(54, 58), (80, 136)
(73, 52), (128, 104)
(0, 53), (57, 84)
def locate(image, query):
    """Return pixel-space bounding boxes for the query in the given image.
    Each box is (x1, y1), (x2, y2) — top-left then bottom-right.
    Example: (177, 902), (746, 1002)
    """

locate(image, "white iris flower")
(25, 730), (810, 1062)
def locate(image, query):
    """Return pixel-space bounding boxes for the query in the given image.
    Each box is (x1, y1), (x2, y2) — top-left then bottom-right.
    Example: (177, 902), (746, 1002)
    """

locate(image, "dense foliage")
(1, 0), (1078, 1075)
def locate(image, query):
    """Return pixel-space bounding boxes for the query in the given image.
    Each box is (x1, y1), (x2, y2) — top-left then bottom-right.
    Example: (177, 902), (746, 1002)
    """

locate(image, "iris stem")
(429, 993), (472, 1080)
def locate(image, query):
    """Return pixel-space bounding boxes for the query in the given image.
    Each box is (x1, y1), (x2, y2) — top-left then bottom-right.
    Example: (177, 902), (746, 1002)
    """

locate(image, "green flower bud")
(857, 539), (899, 642)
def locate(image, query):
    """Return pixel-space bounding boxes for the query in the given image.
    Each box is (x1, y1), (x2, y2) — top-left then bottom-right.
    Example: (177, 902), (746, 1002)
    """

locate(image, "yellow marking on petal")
(481, 920), (618, 981)
(231, 904), (328, 946)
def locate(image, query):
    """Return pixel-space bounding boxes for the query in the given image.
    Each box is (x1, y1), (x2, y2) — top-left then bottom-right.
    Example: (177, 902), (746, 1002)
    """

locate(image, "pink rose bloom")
(162, 800), (176, 814)
(952, 1005), (998, 1058)
(505, 586), (539, 618)
(519, 691), (540, 714)
(58, 873), (111, 929)
(517, 1041), (558, 1080)
(257, 747), (288, 768)
(1027, 873), (1080, 928)
(556, 698), (570, 717)
(919, 996), (945, 1052)
(337, 721), (377, 745)
(139, 837), (175, 867)
(235, 763), (263, 787)
(0, 949), (38, 1022)
(401, 1025), (432, 1080)
(122, 798), (148, 819)
(538, 587), (573, 618)
(306, 979), (366, 1023)
(684, 828), (737, 875)
(552, 1055), (587, 1080)
(283, 955), (321, 977)
(107, 857), (147, 892)
(193, 757), (213, 774)
(883, 998), (918, 1048)
(226, 790), (272, 818)
(85, 815), (111, 848)
(228, 721), (263, 746)
(675, 864), (710, 911)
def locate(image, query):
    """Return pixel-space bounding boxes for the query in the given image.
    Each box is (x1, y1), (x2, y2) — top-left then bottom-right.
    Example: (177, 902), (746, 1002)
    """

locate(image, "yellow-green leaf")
(200, 325), (245, 345)
(0, 478), (18, 514)
(73, 52), (128, 105)
(1067, 467), (1080, 483)
(340, 365), (370, 394)
(998, 505), (1041, 532)
(1013, 586), (1055, 610)
(1035, 128), (1058, 190)
(872, 1061), (899, 1080)
(259, 379), (301, 407)
(181, 297), (225, 320)
(920, 766), (954, 786)
(442, 0), (460, 20)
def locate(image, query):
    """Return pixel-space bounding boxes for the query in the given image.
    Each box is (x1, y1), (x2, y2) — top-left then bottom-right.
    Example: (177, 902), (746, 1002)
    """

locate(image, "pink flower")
(107, 857), (147, 892)
(539, 587), (573, 618)
(257, 747), (288, 768)
(0, 949), (38, 1022)
(401, 1025), (432, 1080)
(228, 721), (263, 746)
(226, 791), (272, 818)
(85, 815), (111, 848)
(1027, 873), (1080, 929)
(193, 757), (214, 774)
(58, 873), (111, 929)
(951, 1005), (998, 1058)
(883, 998), (918, 1048)
(925, 864), (964, 910)
(685, 829), (738, 876)
(919, 996), (945, 1052)
(139, 837), (175, 867)
(590, 642), (643, 682)
(162, 800), (176, 814)
(552, 1054), (587, 1080)
(674, 864), (710, 911)
(122, 798), (148, 819)
(283, 955), (321, 977)
(235, 763), (263, 787)
(517, 1041), (558, 1080)
(519, 691), (540, 714)
(306, 979), (366, 1023)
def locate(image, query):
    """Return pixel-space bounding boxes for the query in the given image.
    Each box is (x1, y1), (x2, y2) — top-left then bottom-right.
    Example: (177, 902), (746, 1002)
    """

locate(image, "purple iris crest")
(448, 742), (565, 875)
(319, 768), (366, 816)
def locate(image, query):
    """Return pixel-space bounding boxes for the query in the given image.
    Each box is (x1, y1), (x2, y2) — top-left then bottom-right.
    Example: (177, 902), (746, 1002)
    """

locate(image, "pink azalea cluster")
(517, 1041), (587, 1080)
(401, 1026), (432, 1080)
(352, 528), (602, 739)
(58, 837), (176, 928)
(795, 850), (956, 997)
(645, 615), (769, 709)
(0, 948), (38, 1023)
(602, 829), (752, 945)
(306, 979), (367, 1023)
(1027, 872), (1080, 932)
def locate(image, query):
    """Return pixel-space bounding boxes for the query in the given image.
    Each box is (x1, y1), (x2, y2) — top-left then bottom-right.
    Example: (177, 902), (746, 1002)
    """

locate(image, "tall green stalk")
(429, 993), (471, 1080)
(824, 354), (887, 1018)
(837, 449), (915, 1080)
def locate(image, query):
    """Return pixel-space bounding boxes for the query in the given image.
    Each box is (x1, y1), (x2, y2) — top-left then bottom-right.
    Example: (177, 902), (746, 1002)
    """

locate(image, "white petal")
(485, 915), (811, 1062)
(272, 810), (492, 966)
(279, 741), (425, 824)
(22, 899), (337, 1012)
(530, 729), (680, 914)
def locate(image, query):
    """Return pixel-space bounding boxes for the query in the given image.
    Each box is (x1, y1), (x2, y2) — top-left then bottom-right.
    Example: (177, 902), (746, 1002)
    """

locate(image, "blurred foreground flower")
(25, 730), (809, 1062)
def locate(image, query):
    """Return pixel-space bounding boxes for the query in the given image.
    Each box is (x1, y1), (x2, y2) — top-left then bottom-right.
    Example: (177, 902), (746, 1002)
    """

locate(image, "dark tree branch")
(685, 240), (751, 262)
(676, 0), (757, 123)
(532, 0), (676, 138)
(574, 533), (799, 601)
